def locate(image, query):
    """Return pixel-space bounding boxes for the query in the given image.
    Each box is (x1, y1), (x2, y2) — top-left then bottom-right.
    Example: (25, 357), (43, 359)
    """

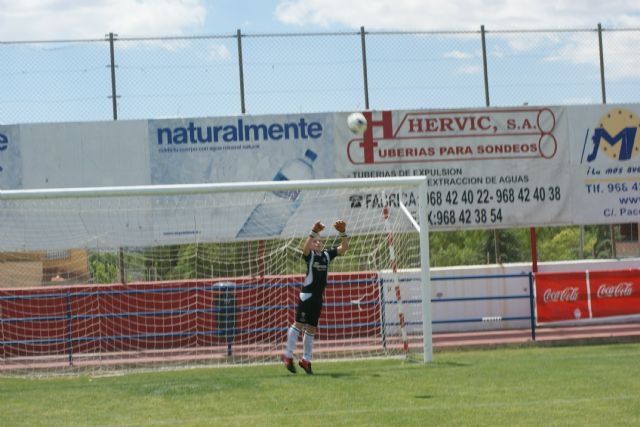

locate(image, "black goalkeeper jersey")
(300, 248), (339, 303)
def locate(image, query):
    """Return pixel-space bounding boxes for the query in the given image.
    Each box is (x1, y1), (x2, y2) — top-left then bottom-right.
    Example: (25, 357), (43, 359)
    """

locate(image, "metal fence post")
(481, 25), (502, 263)
(107, 32), (118, 120)
(481, 25), (490, 107)
(597, 23), (606, 104)
(597, 23), (617, 258)
(108, 32), (127, 282)
(528, 272), (536, 341)
(237, 29), (246, 114)
(66, 291), (74, 366)
(119, 247), (126, 284)
(360, 26), (370, 110)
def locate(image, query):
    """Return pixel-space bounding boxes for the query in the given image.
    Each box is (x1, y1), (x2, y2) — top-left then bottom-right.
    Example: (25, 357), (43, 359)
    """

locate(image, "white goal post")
(0, 177), (432, 373)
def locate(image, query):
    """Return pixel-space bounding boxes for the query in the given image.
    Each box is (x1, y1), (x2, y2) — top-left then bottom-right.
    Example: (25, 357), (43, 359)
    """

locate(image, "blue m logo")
(587, 127), (638, 162)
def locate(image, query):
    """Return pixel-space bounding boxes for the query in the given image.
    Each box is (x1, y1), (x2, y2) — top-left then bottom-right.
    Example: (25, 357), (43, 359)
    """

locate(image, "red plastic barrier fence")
(0, 273), (380, 357)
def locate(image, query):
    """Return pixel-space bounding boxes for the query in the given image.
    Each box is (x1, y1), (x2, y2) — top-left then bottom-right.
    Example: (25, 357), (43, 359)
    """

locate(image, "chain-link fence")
(1, 25), (638, 124)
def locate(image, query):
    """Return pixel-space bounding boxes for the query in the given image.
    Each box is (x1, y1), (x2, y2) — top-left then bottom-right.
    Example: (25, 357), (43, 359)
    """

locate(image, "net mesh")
(0, 181), (427, 374)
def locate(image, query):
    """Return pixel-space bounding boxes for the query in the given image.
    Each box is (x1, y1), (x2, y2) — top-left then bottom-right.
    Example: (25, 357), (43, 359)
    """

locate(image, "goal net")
(0, 177), (431, 374)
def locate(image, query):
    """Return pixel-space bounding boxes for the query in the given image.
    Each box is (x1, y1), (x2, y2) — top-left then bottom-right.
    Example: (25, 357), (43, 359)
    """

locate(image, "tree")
(88, 252), (119, 284)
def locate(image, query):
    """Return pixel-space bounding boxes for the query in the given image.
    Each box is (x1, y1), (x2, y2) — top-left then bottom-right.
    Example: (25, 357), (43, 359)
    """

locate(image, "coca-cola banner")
(535, 272), (589, 322)
(589, 270), (640, 318)
(535, 269), (640, 323)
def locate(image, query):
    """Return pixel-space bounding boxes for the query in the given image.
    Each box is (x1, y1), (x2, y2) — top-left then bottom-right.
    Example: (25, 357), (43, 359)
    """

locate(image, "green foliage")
(537, 226), (595, 261)
(429, 228), (532, 266)
(590, 224), (614, 258)
(88, 252), (119, 284)
(487, 228), (532, 264)
(429, 230), (488, 266)
(87, 224), (620, 282)
(428, 225), (615, 267)
(142, 245), (182, 280)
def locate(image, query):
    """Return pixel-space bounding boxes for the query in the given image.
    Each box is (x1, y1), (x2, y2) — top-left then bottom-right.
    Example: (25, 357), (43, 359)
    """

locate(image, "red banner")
(535, 272), (590, 322)
(589, 270), (640, 318)
(535, 269), (640, 323)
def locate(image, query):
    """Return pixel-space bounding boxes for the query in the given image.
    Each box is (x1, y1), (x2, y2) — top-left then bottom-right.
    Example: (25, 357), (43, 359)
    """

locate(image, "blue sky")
(0, 1), (639, 123)
(0, 0), (638, 39)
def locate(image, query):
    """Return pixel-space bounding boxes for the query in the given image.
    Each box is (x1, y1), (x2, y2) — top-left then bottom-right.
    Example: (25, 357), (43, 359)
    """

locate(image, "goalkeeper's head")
(310, 237), (324, 253)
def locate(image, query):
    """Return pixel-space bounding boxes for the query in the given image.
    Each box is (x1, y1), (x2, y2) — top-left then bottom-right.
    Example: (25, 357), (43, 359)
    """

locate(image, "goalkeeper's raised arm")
(333, 220), (349, 255)
(303, 220), (325, 256)
(302, 220), (349, 256)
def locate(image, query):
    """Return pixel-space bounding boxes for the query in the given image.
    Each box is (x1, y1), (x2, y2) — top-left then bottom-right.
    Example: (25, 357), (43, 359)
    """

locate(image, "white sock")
(303, 331), (314, 361)
(284, 325), (300, 358)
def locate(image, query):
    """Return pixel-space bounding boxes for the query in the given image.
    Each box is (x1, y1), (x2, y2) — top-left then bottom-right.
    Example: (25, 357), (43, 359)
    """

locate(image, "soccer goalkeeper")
(281, 219), (349, 374)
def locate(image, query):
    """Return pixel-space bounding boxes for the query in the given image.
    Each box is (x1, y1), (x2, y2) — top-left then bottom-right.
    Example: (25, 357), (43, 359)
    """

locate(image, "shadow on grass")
(313, 372), (356, 379)
(403, 359), (470, 368)
(433, 361), (469, 368)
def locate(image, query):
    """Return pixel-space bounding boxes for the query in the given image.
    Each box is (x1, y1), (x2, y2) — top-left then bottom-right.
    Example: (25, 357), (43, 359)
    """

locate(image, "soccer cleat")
(281, 354), (296, 374)
(298, 358), (313, 375)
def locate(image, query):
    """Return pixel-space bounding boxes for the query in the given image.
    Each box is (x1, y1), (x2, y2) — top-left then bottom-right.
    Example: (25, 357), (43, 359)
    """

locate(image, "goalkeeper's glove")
(310, 220), (325, 237)
(334, 220), (347, 237)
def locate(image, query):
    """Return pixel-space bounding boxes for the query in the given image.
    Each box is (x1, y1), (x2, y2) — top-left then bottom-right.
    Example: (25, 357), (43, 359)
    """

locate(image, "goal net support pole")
(383, 204), (409, 356)
(417, 181), (433, 362)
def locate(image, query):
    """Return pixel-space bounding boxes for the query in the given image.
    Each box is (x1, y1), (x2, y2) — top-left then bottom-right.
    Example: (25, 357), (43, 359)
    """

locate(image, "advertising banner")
(568, 106), (640, 225)
(148, 114), (335, 185)
(335, 108), (573, 230)
(535, 269), (640, 323)
(147, 114), (339, 241)
(535, 271), (589, 323)
(588, 269), (640, 318)
(0, 125), (22, 189)
(1, 104), (640, 248)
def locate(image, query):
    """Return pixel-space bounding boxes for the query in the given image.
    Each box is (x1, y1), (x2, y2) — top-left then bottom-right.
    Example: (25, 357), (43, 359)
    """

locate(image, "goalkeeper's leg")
(284, 324), (301, 359)
(281, 322), (305, 374)
(299, 325), (316, 374)
(302, 326), (315, 361)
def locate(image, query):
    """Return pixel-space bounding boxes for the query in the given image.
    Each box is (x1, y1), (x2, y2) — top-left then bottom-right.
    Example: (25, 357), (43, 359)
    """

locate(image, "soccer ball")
(347, 112), (367, 135)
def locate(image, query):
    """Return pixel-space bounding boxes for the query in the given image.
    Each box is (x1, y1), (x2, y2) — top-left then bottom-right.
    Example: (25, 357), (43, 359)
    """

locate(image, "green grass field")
(2, 343), (639, 426)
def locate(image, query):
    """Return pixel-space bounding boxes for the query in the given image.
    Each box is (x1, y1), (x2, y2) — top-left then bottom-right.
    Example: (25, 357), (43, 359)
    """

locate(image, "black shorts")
(295, 297), (322, 327)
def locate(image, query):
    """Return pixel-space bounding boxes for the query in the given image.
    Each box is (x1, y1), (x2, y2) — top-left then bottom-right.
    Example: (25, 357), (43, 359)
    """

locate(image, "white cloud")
(0, 0), (207, 40)
(274, 0), (639, 31)
(444, 50), (473, 59)
(603, 30), (640, 80)
(207, 43), (231, 61)
(274, 0), (640, 81)
(457, 64), (482, 74)
(539, 29), (640, 80)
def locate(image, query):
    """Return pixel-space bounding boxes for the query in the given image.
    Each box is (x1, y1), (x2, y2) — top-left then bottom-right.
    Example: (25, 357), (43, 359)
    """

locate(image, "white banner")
(0, 125), (22, 189)
(1, 104), (639, 249)
(568, 105), (640, 224)
(148, 114), (336, 184)
(147, 114), (337, 241)
(335, 107), (573, 229)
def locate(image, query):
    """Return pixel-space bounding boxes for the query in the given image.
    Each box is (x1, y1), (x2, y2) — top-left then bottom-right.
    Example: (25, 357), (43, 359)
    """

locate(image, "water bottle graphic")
(236, 149), (317, 238)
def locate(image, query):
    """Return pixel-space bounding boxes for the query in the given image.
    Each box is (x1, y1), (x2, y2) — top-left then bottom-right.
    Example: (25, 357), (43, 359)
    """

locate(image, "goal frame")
(0, 176), (433, 363)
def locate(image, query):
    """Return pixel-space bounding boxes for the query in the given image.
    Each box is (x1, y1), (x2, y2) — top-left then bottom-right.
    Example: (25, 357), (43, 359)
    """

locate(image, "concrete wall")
(384, 257), (640, 334)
